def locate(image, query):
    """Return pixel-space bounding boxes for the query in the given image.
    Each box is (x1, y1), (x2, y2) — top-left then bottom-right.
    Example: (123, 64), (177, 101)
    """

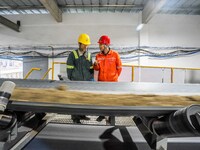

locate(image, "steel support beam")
(142, 0), (167, 24)
(0, 15), (20, 32)
(39, 0), (62, 22)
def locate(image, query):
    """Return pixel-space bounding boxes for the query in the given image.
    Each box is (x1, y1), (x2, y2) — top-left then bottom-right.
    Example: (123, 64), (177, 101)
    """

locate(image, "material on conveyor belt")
(8, 86), (199, 117)
(1, 80), (200, 150)
(1, 78), (200, 117)
(11, 87), (200, 106)
(0, 78), (200, 95)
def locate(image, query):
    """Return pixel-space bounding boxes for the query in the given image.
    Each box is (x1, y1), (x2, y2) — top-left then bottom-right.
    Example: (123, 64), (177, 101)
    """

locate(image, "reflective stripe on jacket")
(93, 49), (122, 82)
(66, 50), (94, 81)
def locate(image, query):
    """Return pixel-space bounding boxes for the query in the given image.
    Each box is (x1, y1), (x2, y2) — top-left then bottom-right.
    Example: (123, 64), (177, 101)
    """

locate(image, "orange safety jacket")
(93, 49), (122, 82)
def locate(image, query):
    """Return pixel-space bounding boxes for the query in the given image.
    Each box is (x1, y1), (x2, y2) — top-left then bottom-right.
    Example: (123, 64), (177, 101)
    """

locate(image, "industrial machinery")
(0, 79), (200, 150)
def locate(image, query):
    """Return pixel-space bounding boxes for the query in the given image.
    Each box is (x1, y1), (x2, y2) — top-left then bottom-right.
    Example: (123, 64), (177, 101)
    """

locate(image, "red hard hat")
(98, 35), (110, 45)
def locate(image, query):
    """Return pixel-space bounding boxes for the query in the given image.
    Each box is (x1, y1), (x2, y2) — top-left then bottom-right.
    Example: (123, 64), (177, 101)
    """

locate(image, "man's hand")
(94, 60), (99, 66)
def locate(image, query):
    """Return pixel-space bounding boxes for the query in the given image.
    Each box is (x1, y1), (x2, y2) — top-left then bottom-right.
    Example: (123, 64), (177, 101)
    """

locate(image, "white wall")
(1, 13), (200, 47)
(137, 14), (200, 69)
(147, 14), (200, 47)
(1, 13), (200, 46)
(0, 13), (139, 46)
(1, 12), (200, 81)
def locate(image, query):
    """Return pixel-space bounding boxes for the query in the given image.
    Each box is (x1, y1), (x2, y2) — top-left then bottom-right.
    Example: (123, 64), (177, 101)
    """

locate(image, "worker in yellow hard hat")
(78, 33), (91, 45)
(66, 33), (94, 123)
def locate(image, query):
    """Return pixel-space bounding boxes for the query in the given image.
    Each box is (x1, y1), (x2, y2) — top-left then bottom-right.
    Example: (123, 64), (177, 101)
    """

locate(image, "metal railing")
(49, 62), (200, 83)
(24, 68), (41, 79)
(123, 64), (200, 82)
(42, 68), (52, 80)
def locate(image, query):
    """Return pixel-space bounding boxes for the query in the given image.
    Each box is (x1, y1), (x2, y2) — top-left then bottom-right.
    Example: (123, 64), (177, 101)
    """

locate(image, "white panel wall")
(1, 13), (200, 46)
(0, 13), (139, 46)
(1, 13), (200, 81)
(147, 14), (200, 47)
(1, 13), (200, 48)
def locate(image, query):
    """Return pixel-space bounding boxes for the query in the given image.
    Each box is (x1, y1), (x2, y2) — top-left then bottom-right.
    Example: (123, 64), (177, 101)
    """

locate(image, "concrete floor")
(24, 122), (200, 150)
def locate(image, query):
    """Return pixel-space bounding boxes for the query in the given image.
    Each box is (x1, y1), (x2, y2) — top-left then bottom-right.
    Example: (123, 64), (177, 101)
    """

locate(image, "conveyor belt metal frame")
(8, 100), (181, 117)
(3, 101), (200, 150)
(133, 116), (168, 150)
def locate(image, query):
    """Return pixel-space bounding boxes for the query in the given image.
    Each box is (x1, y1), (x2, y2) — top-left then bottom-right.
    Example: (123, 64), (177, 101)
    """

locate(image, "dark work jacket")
(66, 49), (94, 81)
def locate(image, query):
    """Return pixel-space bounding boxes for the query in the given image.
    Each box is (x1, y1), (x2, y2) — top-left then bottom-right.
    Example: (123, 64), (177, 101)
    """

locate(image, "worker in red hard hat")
(98, 35), (111, 45)
(93, 35), (122, 122)
(94, 35), (122, 82)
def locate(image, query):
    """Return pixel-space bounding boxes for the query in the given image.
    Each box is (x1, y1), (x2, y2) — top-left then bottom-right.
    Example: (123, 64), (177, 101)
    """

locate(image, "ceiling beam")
(39, 0), (62, 22)
(142, 0), (167, 24)
(0, 4), (142, 9)
(0, 15), (20, 32)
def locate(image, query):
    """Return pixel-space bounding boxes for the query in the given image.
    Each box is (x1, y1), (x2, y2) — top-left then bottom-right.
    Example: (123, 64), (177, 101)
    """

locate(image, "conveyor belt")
(1, 78), (197, 117)
(8, 101), (181, 117)
(1, 79), (200, 150)
(0, 78), (200, 95)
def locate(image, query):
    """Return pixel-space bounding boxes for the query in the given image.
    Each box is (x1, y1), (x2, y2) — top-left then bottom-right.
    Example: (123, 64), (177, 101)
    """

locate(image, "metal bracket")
(106, 116), (115, 125)
(156, 137), (167, 150)
(0, 112), (17, 142)
(0, 15), (20, 32)
(133, 116), (157, 149)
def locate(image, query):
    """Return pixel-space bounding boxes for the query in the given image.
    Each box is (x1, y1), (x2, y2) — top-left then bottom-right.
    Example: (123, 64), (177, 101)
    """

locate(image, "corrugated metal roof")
(0, 0), (200, 15)
(159, 0), (200, 15)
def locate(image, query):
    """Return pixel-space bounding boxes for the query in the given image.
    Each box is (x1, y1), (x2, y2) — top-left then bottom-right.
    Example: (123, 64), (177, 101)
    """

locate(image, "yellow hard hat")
(78, 33), (91, 45)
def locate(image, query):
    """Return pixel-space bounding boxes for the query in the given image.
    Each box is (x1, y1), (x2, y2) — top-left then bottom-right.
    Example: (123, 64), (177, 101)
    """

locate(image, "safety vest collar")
(73, 49), (91, 61)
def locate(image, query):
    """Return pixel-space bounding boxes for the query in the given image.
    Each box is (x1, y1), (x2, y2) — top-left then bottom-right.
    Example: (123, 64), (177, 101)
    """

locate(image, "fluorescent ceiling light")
(136, 24), (144, 31)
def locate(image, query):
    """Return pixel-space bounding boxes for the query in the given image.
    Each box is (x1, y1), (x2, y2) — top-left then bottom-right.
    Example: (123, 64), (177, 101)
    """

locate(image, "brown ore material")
(11, 85), (200, 106)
